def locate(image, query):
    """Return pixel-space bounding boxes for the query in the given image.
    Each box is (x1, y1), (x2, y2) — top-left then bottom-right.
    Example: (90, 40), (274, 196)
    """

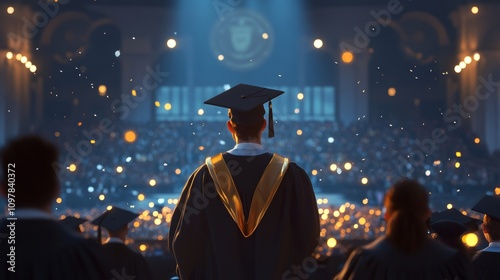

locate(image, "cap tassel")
(268, 101), (274, 138)
(97, 211), (109, 245)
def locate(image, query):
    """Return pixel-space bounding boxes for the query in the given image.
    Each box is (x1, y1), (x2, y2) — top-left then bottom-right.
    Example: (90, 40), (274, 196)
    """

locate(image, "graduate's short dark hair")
(229, 119), (264, 141)
(484, 214), (500, 241)
(0, 135), (60, 209)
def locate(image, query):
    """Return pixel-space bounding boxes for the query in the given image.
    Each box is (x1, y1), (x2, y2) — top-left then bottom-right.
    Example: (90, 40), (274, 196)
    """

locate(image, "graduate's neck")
(38, 204), (52, 213)
(109, 227), (128, 242)
(235, 138), (261, 144)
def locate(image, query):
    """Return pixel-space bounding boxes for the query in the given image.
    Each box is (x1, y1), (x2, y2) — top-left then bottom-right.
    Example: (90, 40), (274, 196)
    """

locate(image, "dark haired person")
(471, 195), (500, 279)
(169, 84), (320, 280)
(334, 179), (474, 280)
(0, 135), (109, 280)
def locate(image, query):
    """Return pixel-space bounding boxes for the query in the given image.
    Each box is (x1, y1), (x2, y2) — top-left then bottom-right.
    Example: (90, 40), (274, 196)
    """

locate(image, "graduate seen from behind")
(0, 136), (109, 280)
(91, 206), (153, 280)
(334, 179), (474, 280)
(169, 84), (320, 280)
(470, 195), (500, 279)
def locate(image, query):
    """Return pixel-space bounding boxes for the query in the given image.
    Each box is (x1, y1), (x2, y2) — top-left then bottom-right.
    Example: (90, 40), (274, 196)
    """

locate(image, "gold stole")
(205, 153), (290, 238)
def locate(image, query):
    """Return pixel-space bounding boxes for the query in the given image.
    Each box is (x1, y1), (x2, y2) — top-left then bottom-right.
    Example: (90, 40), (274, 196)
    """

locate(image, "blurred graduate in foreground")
(0, 136), (109, 280)
(334, 179), (474, 280)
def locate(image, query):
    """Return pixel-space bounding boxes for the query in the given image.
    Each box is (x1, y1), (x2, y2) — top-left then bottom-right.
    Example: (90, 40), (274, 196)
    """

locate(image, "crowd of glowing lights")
(37, 113), (497, 258)
(55, 199), (484, 257)
(42, 117), (497, 210)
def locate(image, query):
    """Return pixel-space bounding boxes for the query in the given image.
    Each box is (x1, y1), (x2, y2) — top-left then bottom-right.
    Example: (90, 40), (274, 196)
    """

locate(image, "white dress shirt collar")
(227, 143), (266, 156)
(9, 208), (54, 220)
(105, 237), (124, 244)
(481, 241), (500, 253)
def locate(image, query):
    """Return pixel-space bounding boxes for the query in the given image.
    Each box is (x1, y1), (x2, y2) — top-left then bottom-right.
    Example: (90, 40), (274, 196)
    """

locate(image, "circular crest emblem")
(210, 9), (274, 71)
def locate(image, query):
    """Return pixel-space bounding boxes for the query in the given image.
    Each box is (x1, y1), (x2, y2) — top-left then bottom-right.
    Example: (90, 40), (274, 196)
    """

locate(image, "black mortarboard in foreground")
(429, 208), (481, 237)
(59, 216), (87, 232)
(91, 207), (138, 244)
(204, 84), (284, 138)
(472, 195), (500, 221)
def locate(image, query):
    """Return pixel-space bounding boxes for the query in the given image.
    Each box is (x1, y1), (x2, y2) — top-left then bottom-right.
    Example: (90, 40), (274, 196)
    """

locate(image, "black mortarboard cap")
(60, 216), (87, 232)
(91, 207), (138, 244)
(472, 195), (500, 221)
(91, 207), (138, 231)
(204, 84), (284, 138)
(429, 208), (481, 237)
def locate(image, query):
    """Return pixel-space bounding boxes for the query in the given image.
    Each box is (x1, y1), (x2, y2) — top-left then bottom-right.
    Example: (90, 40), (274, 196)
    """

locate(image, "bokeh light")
(471, 6), (479, 14)
(495, 187), (500, 196)
(7, 7), (14, 14)
(166, 38), (177, 48)
(6, 52), (13, 59)
(68, 164), (77, 172)
(313, 39), (323, 49)
(138, 193), (145, 201)
(344, 162), (352, 171)
(341, 51), (354, 63)
(327, 237), (337, 248)
(387, 87), (396, 97)
(473, 52), (480, 61)
(330, 164), (337, 171)
(297, 93), (304, 100)
(99, 194), (105, 201)
(149, 179), (157, 187)
(462, 233), (479, 247)
(447, 203), (453, 209)
(98, 85), (107, 96)
(124, 130), (137, 143)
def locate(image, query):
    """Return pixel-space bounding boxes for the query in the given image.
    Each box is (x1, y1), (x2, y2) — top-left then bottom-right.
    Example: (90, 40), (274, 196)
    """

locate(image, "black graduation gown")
(101, 242), (154, 280)
(333, 236), (475, 280)
(0, 218), (109, 280)
(169, 152), (320, 280)
(471, 250), (500, 280)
